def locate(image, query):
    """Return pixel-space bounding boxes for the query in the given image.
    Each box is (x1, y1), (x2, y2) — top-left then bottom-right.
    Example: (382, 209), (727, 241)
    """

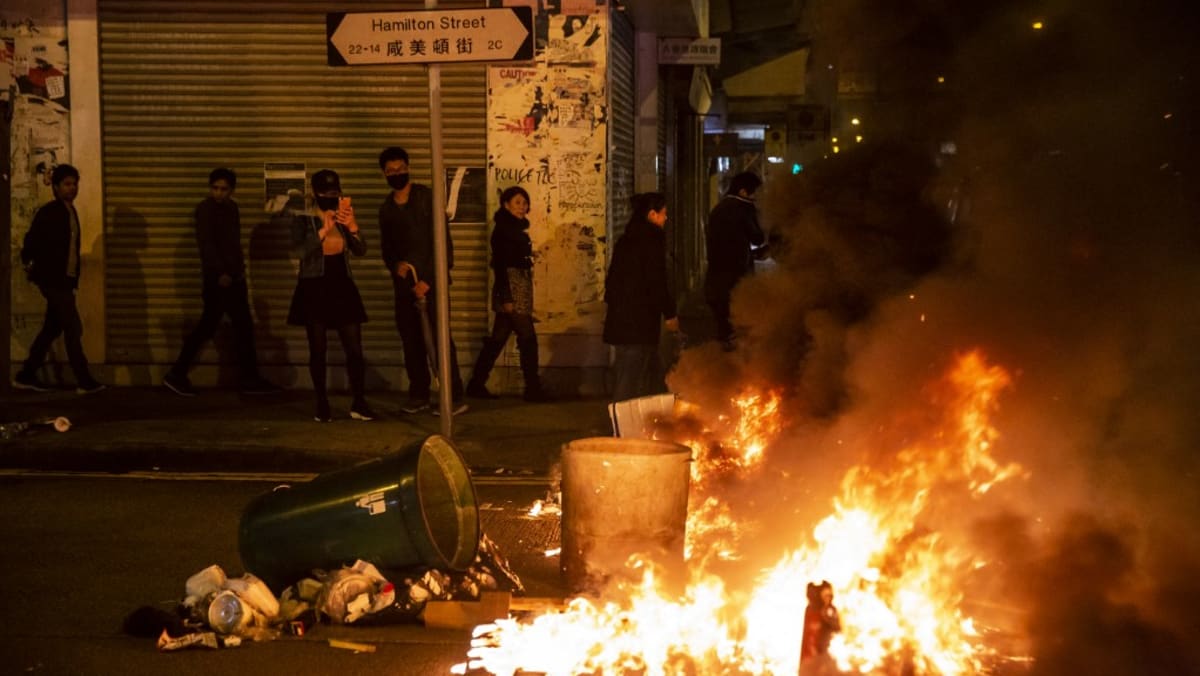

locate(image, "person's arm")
(291, 213), (324, 257)
(743, 205), (766, 248)
(653, 236), (677, 325)
(20, 204), (52, 277)
(490, 223), (514, 305)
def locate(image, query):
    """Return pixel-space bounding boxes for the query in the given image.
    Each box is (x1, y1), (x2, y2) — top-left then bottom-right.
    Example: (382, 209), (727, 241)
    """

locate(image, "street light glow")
(851, 117), (861, 125)
(1032, 20), (1044, 30)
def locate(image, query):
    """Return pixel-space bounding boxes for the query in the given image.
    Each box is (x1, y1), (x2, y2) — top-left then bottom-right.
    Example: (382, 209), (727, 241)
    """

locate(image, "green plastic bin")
(238, 435), (479, 591)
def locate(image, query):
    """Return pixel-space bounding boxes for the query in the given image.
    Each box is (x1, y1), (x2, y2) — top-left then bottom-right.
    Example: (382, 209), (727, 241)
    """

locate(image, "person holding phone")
(286, 169), (374, 422)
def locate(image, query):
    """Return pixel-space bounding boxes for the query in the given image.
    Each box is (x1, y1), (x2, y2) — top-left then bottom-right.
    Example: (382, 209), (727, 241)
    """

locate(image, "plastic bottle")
(207, 591), (250, 635)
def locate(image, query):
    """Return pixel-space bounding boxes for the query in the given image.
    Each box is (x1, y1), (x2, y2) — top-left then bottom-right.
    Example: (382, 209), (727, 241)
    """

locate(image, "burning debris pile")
(457, 351), (1032, 675)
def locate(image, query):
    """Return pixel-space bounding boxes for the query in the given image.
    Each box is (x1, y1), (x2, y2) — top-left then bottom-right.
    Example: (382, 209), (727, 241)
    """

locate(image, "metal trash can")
(560, 437), (691, 592)
(238, 435), (479, 591)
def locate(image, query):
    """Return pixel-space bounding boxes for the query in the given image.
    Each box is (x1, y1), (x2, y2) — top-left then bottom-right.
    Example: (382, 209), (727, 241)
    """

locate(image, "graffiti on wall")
(4, 5), (70, 359)
(486, 11), (608, 332)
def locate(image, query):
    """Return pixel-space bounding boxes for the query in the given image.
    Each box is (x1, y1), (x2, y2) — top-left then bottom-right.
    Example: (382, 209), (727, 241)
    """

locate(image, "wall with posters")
(3, 2), (71, 370)
(487, 5), (611, 374)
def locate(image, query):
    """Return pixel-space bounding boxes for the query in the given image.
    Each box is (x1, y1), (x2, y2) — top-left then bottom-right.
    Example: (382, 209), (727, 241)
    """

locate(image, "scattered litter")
(0, 416), (71, 440)
(156, 630), (218, 652)
(327, 638), (377, 653)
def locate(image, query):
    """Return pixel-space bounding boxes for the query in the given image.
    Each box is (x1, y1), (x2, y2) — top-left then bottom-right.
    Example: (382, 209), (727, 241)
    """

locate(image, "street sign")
(327, 7), (534, 66)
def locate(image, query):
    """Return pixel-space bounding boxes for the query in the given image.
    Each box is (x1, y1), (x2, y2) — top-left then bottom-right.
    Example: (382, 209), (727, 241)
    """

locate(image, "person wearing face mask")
(286, 169), (373, 422)
(377, 146), (467, 416)
(466, 185), (549, 402)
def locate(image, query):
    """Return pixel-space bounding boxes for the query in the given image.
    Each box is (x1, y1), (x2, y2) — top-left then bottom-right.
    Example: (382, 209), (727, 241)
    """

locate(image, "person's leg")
(19, 289), (64, 380)
(512, 314), (547, 401)
(467, 313), (513, 397)
(168, 281), (225, 388)
(335, 322), (372, 419)
(394, 284), (431, 406)
(709, 293), (734, 347)
(42, 286), (96, 388)
(305, 323), (330, 421)
(224, 279), (266, 386)
(611, 344), (653, 403)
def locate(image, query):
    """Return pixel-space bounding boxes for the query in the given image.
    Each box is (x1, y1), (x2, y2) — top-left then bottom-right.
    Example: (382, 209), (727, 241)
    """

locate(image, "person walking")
(13, 164), (105, 394)
(377, 146), (467, 416)
(602, 192), (679, 403)
(466, 186), (549, 402)
(703, 171), (765, 351)
(286, 169), (374, 422)
(163, 168), (280, 396)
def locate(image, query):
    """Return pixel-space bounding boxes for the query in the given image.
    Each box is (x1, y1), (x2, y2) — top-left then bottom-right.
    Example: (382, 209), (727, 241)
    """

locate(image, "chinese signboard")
(657, 37), (720, 65)
(327, 7), (533, 66)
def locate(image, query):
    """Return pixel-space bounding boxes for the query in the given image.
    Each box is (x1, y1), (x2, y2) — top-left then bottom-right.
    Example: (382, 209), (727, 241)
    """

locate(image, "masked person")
(377, 146), (467, 416)
(163, 168), (280, 397)
(466, 186), (549, 402)
(14, 164), (105, 394)
(286, 169), (373, 422)
(603, 192), (679, 403)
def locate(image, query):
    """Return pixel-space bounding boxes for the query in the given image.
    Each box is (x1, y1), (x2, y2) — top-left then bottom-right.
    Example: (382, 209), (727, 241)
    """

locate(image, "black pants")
(21, 283), (93, 383)
(170, 278), (259, 380)
(469, 311), (539, 390)
(393, 282), (463, 401)
(708, 294), (734, 343)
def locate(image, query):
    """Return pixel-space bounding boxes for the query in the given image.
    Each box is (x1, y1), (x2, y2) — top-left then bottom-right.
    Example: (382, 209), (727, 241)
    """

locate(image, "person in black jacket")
(602, 192), (679, 403)
(377, 146), (467, 415)
(703, 171), (765, 351)
(14, 164), (105, 394)
(466, 186), (549, 402)
(163, 168), (280, 397)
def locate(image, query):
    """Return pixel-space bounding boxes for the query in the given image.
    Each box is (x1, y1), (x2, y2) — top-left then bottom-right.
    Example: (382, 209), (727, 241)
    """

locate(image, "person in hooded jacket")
(602, 192), (679, 403)
(466, 186), (549, 402)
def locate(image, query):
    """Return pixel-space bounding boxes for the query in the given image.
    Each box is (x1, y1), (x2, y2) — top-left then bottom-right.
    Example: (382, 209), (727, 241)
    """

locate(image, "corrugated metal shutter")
(607, 7), (635, 249)
(98, 1), (488, 380)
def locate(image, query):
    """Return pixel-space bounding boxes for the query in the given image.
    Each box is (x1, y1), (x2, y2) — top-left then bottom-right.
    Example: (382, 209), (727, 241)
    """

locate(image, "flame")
(458, 350), (1026, 675)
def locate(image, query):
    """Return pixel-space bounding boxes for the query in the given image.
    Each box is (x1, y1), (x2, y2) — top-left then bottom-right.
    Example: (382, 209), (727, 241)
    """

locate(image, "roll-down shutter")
(607, 7), (635, 249)
(99, 1), (488, 378)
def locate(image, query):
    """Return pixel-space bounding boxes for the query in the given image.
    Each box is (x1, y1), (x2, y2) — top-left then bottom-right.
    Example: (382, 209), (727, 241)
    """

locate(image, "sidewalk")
(0, 386), (615, 476)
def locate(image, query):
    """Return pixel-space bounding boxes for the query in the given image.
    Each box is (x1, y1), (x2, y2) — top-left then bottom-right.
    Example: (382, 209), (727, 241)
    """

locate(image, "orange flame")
(457, 350), (1026, 675)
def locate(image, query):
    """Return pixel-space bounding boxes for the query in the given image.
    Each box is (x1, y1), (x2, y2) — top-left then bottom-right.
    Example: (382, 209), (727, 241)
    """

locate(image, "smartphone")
(336, 196), (351, 224)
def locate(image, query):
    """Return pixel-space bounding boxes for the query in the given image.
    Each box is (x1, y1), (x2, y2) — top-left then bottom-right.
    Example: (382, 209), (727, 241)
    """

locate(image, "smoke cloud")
(669, 0), (1200, 669)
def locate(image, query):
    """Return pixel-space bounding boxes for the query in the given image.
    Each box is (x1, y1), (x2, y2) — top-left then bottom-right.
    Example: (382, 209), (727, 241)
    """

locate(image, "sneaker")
(314, 399), (332, 423)
(432, 400), (470, 416)
(12, 372), (52, 392)
(349, 403), (377, 422)
(240, 377), (282, 395)
(163, 371), (197, 397)
(401, 399), (431, 414)
(76, 380), (107, 395)
(466, 382), (500, 399)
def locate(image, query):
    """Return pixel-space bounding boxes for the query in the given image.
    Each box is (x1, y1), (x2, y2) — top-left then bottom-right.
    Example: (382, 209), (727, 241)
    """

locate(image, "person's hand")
(665, 317), (680, 333)
(395, 261), (415, 280)
(413, 280), (431, 299)
(320, 211), (337, 237)
(501, 301), (515, 313)
(337, 202), (358, 233)
(218, 274), (233, 288)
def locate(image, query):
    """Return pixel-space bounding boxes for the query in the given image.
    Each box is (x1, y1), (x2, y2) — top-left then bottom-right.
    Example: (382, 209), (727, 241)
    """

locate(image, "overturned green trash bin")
(238, 435), (479, 591)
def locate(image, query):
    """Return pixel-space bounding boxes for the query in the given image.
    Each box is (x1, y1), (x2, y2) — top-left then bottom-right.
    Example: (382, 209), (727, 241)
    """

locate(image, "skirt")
(493, 267), (534, 314)
(287, 254), (368, 327)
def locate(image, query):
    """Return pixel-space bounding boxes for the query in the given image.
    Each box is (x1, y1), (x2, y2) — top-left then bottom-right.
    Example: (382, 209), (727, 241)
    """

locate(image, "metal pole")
(1, 100), (11, 395)
(427, 0), (452, 436)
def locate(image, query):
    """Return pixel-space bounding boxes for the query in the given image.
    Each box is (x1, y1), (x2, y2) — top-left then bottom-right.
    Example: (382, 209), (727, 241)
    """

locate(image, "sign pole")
(426, 0), (453, 435)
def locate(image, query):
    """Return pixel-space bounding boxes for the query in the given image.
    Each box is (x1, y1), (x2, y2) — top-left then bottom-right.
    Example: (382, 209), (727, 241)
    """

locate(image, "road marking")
(0, 468), (552, 486)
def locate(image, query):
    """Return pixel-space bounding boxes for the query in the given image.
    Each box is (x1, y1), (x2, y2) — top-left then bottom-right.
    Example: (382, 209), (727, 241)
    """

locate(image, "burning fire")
(456, 350), (1028, 675)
